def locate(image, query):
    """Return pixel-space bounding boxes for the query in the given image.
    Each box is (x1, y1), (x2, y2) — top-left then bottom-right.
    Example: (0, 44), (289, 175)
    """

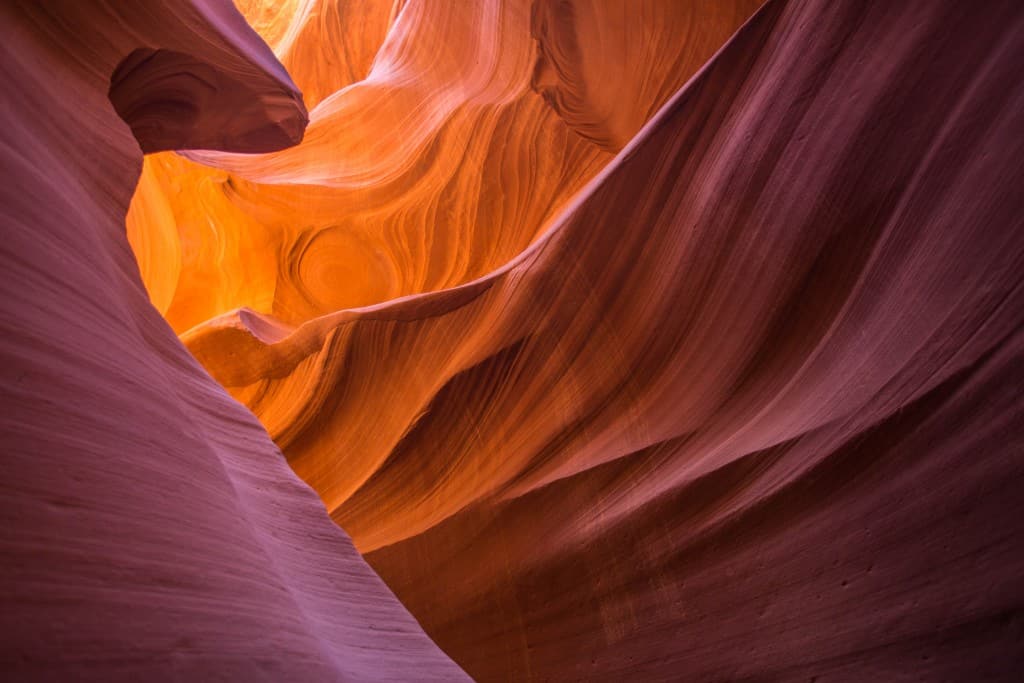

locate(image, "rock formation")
(4, 0), (1024, 680)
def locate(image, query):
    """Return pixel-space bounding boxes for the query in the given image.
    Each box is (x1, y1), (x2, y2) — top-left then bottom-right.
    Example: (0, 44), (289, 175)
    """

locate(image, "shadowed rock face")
(5, 0), (1024, 681)
(530, 0), (763, 151)
(0, 1), (465, 680)
(109, 48), (307, 154)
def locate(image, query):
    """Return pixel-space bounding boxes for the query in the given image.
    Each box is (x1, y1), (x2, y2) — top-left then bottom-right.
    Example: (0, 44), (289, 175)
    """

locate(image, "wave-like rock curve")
(170, 0), (1024, 679)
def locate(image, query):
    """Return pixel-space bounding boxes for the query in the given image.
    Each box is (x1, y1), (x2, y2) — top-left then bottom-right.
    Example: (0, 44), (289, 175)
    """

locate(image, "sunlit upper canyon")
(2, 0), (1023, 680)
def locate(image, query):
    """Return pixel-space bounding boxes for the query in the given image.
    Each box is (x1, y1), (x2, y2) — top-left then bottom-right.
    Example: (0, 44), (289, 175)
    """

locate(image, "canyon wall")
(0, 1), (465, 679)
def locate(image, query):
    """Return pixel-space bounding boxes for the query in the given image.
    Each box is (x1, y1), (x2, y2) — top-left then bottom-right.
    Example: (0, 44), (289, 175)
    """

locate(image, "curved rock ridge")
(531, 0), (764, 151)
(173, 0), (1024, 679)
(0, 1), (466, 680)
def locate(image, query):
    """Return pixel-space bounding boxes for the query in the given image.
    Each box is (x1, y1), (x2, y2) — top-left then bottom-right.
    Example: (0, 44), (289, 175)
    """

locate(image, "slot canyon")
(2, 0), (1023, 680)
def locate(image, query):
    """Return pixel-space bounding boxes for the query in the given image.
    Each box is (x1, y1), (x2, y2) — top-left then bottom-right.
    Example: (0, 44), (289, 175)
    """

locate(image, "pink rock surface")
(362, 2), (1024, 678)
(0, 1), (465, 680)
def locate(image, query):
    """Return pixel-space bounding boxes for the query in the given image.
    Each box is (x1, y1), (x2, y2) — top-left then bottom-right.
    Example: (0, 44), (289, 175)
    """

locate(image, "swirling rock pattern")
(157, 0), (1024, 679)
(126, 0), (617, 333)
(0, 1), (465, 680)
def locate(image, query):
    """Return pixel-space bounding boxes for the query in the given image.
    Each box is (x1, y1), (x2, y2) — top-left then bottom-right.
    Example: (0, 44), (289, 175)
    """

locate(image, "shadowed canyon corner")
(1, 0), (1022, 680)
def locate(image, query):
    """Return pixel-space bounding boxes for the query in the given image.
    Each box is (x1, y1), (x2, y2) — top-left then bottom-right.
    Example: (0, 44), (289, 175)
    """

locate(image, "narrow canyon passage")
(3, 0), (1024, 681)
